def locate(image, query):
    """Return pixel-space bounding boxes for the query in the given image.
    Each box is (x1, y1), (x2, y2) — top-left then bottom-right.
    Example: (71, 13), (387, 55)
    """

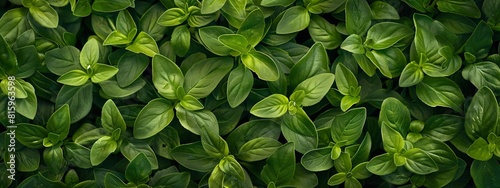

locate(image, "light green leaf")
(171, 142), (219, 172)
(330, 107), (366, 146)
(126, 31), (159, 57)
(241, 51), (279, 81)
(403, 148), (439, 175)
(250, 94), (289, 118)
(340, 34), (365, 54)
(301, 147), (334, 172)
(227, 64), (253, 108)
(57, 70), (89, 86)
(399, 61), (424, 87)
(184, 57), (233, 98)
(157, 8), (188, 27)
(90, 64), (119, 83)
(307, 15), (341, 50)
(90, 136), (117, 166)
(366, 153), (397, 176)
(134, 98), (174, 139)
(152, 54), (184, 100)
(381, 122), (405, 154)
(276, 6), (310, 34)
(201, 0), (226, 14)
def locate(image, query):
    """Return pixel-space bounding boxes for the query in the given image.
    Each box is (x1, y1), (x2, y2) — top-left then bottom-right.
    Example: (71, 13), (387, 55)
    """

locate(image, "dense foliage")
(1, 0), (500, 187)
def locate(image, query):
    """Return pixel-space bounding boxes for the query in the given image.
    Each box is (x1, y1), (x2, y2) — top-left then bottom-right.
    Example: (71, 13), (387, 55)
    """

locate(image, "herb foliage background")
(0, 0), (500, 187)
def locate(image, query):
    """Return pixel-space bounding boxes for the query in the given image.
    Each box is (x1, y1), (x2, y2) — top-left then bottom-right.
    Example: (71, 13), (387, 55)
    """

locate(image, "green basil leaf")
(152, 54), (184, 100)
(227, 64), (253, 108)
(463, 21), (493, 59)
(57, 70), (89, 86)
(462, 62), (500, 96)
(151, 127), (179, 160)
(237, 137), (282, 162)
(208, 164), (225, 188)
(414, 137), (458, 169)
(184, 57), (232, 98)
(307, 15), (341, 50)
(0, 8), (30, 45)
(200, 125), (229, 158)
(175, 106), (219, 135)
(365, 22), (413, 50)
(171, 24), (190, 57)
(45, 46), (82, 76)
(90, 64), (118, 83)
(379, 97), (411, 136)
(23, 0), (59, 28)
(139, 3), (167, 41)
(126, 31), (159, 57)
(171, 141), (219, 172)
(43, 146), (65, 173)
(14, 45), (39, 79)
(403, 148), (439, 175)
(399, 61), (424, 87)
(335, 63), (358, 96)
(120, 139), (158, 170)
(201, 0), (226, 14)
(345, 0), (372, 36)
(250, 94), (289, 118)
(465, 87), (498, 140)
(219, 155), (245, 181)
(227, 119), (281, 154)
(64, 142), (91, 169)
(293, 73), (334, 106)
(366, 153), (397, 176)
(90, 136), (117, 166)
(198, 26), (235, 56)
(69, 0), (91, 17)
(116, 52), (148, 87)
(187, 7), (217, 27)
(98, 77), (146, 98)
(340, 94), (360, 112)
(327, 172), (346, 186)
(237, 9), (265, 48)
(46, 104), (70, 140)
(330, 107), (366, 146)
(151, 172), (190, 187)
(370, 1), (399, 20)
(260, 0), (294, 7)
(16, 80), (37, 119)
(16, 123), (48, 149)
(101, 99), (126, 135)
(179, 94), (204, 111)
(334, 153), (352, 174)
(157, 8), (188, 27)
(289, 43), (329, 87)
(261, 142), (295, 186)
(116, 9), (136, 37)
(0, 34), (17, 76)
(416, 77), (465, 113)
(436, 0), (480, 18)
(352, 162), (371, 179)
(340, 34), (365, 54)
(125, 153), (152, 184)
(15, 147), (39, 172)
(133, 98), (174, 139)
(422, 114), (463, 142)
(381, 121), (405, 154)
(470, 158), (500, 187)
(366, 47), (406, 78)
(103, 31), (131, 47)
(281, 108), (318, 154)
(276, 6), (310, 34)
(301, 147), (334, 172)
(103, 173), (127, 187)
(218, 34), (249, 54)
(306, 0), (344, 14)
(241, 51), (279, 81)
(92, 0), (131, 12)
